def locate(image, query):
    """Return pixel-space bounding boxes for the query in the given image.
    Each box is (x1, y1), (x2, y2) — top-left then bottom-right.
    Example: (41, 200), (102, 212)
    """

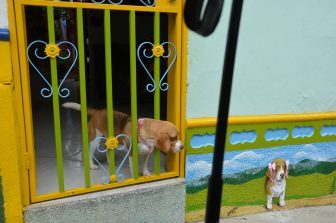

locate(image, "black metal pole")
(205, 0), (244, 222)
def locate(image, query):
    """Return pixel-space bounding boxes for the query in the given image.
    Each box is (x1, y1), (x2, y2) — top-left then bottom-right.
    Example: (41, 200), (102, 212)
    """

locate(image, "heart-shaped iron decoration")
(137, 41), (177, 92)
(26, 40), (78, 98)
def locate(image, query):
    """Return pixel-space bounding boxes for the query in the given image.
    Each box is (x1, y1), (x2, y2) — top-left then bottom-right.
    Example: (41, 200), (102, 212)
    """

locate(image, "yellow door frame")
(7, 0), (188, 204)
(7, 0), (31, 207)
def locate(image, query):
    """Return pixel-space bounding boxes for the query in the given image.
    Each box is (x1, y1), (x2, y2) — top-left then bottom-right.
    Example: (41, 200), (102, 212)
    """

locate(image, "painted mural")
(186, 141), (336, 218)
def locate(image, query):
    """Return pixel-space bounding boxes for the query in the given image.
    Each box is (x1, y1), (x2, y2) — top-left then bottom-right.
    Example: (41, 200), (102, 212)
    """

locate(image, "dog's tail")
(62, 102), (96, 116)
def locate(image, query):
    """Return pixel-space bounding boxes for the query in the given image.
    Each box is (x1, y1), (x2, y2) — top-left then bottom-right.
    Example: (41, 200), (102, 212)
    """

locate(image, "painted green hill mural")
(187, 159), (336, 194)
(186, 171), (336, 212)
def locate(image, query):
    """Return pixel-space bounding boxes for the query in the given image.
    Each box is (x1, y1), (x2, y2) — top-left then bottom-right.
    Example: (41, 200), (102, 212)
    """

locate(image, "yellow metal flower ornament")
(105, 136), (119, 150)
(44, 43), (60, 58)
(152, 44), (165, 57)
(110, 175), (117, 183)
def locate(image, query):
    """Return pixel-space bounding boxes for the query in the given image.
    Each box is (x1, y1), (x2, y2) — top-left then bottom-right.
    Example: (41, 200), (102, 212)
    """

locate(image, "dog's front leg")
(89, 141), (99, 170)
(138, 143), (151, 176)
(266, 195), (273, 209)
(279, 191), (286, 207)
(142, 152), (151, 176)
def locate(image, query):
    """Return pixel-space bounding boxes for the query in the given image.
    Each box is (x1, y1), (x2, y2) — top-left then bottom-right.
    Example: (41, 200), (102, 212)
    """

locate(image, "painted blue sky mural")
(186, 142), (336, 181)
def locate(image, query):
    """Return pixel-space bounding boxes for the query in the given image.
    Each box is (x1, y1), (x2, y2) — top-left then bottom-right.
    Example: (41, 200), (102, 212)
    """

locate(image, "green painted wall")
(187, 0), (336, 118)
(0, 176), (5, 223)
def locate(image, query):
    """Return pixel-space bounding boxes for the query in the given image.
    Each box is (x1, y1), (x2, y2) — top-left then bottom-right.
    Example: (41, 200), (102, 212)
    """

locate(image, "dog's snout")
(172, 140), (184, 153)
(280, 173), (285, 179)
(177, 140), (184, 150)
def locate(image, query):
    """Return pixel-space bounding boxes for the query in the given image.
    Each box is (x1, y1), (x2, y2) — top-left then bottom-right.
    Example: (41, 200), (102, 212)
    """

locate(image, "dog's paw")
(90, 164), (99, 170)
(279, 200), (286, 207)
(266, 204), (273, 209)
(142, 169), (151, 176)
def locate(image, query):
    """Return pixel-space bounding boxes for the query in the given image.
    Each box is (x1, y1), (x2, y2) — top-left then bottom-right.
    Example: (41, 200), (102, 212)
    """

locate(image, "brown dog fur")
(62, 102), (183, 175)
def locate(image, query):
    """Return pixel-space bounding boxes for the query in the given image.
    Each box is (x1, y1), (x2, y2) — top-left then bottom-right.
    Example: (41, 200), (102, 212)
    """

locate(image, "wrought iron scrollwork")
(91, 0), (123, 5)
(91, 0), (156, 6)
(138, 0), (156, 6)
(137, 41), (177, 92)
(26, 40), (78, 98)
(91, 134), (132, 184)
(57, 41), (78, 98)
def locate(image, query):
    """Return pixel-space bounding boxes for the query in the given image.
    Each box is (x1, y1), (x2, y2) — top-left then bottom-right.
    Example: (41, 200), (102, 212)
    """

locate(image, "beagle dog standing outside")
(62, 102), (184, 177)
(265, 158), (289, 209)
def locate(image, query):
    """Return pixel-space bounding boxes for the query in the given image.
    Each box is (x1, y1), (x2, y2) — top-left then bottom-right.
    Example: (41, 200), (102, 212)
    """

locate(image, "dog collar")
(137, 119), (153, 149)
(137, 118), (144, 129)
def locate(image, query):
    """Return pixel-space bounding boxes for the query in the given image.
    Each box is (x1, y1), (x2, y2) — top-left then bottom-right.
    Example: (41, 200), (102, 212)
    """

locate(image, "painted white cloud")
(231, 151), (263, 161)
(223, 160), (251, 173)
(187, 160), (212, 172)
(293, 151), (309, 158)
(303, 144), (319, 151)
(186, 160), (212, 180)
(295, 144), (328, 161)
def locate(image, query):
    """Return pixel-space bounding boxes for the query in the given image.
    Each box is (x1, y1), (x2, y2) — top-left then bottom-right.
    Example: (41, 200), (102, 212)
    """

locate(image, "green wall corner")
(0, 175), (5, 223)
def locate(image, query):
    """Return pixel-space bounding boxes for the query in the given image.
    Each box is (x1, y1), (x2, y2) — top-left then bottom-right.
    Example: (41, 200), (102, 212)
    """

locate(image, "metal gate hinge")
(24, 152), (30, 170)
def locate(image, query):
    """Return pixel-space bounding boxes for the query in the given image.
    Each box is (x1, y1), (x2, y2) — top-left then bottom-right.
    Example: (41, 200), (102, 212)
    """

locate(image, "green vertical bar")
(154, 12), (161, 175)
(104, 9), (116, 175)
(77, 8), (90, 188)
(130, 11), (139, 179)
(47, 6), (64, 192)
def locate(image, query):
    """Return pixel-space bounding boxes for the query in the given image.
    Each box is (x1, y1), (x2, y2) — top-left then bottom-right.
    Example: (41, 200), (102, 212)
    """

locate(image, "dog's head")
(267, 158), (289, 182)
(154, 121), (184, 154)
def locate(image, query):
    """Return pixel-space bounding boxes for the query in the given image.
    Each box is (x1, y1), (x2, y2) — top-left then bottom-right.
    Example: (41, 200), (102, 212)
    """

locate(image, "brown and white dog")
(62, 102), (184, 176)
(265, 158), (289, 209)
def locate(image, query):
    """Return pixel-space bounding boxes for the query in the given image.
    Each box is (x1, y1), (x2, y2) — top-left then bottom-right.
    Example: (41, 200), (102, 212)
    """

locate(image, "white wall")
(0, 0), (8, 28)
(3, 0), (336, 118)
(187, 0), (336, 118)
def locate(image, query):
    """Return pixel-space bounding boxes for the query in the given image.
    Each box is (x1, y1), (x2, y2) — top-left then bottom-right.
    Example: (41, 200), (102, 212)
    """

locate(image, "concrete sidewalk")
(219, 205), (336, 223)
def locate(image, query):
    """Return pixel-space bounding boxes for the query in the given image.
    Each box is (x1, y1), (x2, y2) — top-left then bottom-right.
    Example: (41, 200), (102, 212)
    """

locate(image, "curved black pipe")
(184, 0), (245, 222)
(184, 0), (225, 37)
(204, 1), (244, 222)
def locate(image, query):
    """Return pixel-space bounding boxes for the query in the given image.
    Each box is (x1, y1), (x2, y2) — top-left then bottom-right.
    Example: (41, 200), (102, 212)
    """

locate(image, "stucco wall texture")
(0, 41), (23, 222)
(25, 179), (186, 223)
(187, 0), (336, 118)
(0, 0), (8, 29)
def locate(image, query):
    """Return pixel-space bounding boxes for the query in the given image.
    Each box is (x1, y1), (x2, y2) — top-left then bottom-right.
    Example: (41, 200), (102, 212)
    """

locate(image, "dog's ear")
(156, 131), (170, 153)
(266, 162), (275, 179)
(285, 160), (289, 177)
